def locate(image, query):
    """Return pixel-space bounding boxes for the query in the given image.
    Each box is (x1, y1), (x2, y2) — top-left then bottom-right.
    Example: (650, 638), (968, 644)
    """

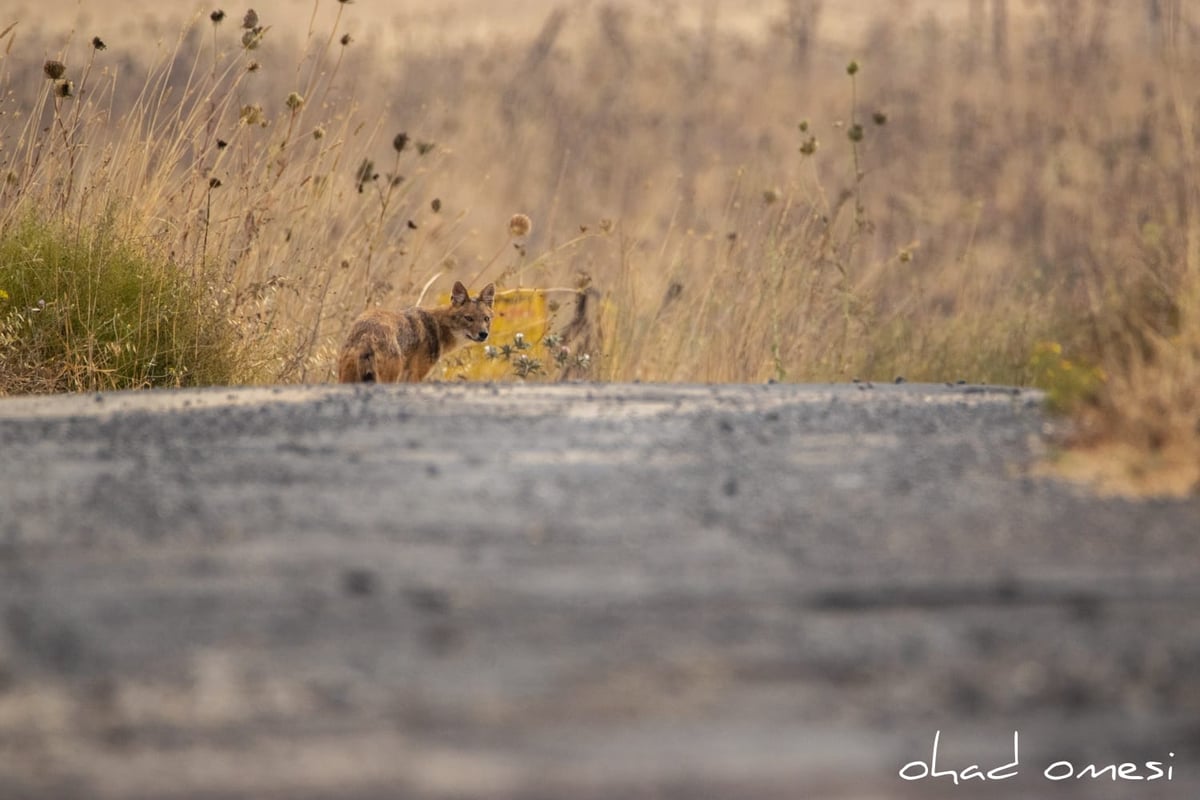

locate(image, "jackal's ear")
(479, 283), (495, 307)
(451, 281), (469, 306)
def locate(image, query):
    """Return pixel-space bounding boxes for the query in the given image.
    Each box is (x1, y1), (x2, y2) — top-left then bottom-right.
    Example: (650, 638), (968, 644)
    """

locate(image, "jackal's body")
(337, 282), (494, 383)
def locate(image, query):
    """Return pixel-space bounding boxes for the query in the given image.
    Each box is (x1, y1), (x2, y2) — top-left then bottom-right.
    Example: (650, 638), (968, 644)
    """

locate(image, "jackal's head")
(449, 281), (495, 343)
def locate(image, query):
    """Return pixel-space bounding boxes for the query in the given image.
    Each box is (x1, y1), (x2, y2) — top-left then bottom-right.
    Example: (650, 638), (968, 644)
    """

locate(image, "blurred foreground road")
(0, 383), (1197, 799)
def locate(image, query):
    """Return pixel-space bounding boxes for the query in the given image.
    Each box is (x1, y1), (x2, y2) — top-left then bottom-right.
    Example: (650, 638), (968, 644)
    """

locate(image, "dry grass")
(0, 2), (1197, 492)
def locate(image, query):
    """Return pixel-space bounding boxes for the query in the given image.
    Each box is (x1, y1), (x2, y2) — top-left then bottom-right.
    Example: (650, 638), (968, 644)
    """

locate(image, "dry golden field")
(1, 0), (1197, 491)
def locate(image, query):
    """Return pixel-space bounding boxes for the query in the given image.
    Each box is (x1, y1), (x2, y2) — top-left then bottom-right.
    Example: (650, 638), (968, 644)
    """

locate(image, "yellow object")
(438, 288), (548, 380)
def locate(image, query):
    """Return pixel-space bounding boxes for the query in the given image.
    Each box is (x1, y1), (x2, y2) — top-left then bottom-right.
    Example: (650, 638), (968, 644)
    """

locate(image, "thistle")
(508, 213), (532, 238)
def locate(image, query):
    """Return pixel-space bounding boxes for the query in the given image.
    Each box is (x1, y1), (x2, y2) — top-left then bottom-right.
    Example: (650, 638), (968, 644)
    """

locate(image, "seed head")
(242, 29), (262, 49)
(54, 79), (73, 98)
(799, 136), (818, 155)
(847, 123), (864, 142)
(846, 60), (860, 76)
(210, 9), (226, 23)
(392, 132), (409, 153)
(355, 158), (377, 192)
(43, 60), (66, 80)
(92, 36), (107, 51)
(431, 198), (442, 213)
(239, 104), (265, 126)
(216, 138), (229, 149)
(340, 33), (352, 46)
(209, 177), (222, 189)
(242, 9), (259, 29)
(286, 91), (304, 111)
(312, 127), (325, 140)
(762, 188), (780, 204)
(872, 110), (888, 126)
(798, 120), (809, 133)
(416, 141), (436, 156)
(508, 213), (532, 237)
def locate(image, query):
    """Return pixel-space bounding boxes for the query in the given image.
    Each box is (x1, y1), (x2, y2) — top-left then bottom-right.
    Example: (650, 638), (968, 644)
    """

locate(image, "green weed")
(0, 216), (244, 393)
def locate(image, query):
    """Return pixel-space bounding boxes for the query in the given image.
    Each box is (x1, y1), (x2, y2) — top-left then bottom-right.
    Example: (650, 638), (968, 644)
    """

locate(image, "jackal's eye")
(464, 315), (475, 323)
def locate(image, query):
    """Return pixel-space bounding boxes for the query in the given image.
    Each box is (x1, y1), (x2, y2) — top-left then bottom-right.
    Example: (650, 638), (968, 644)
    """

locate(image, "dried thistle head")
(43, 60), (66, 80)
(239, 104), (265, 126)
(355, 158), (377, 192)
(242, 9), (259, 29)
(285, 91), (304, 111)
(54, 79), (73, 98)
(846, 60), (860, 76)
(392, 132), (409, 153)
(847, 123), (864, 142)
(312, 127), (325, 141)
(508, 213), (532, 238)
(872, 110), (888, 126)
(210, 9), (226, 23)
(91, 36), (106, 51)
(340, 33), (352, 46)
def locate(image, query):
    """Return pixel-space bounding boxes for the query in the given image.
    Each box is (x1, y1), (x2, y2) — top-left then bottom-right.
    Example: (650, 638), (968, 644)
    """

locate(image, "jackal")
(337, 282), (495, 383)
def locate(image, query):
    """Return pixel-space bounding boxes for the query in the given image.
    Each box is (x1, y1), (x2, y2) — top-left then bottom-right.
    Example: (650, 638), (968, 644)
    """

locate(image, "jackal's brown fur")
(337, 281), (495, 383)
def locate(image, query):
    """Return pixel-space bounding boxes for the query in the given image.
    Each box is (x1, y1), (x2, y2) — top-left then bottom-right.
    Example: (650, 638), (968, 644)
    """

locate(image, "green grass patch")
(0, 216), (244, 394)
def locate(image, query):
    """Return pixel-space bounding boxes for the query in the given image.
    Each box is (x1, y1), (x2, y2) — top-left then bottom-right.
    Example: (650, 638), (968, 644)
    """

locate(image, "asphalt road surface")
(0, 382), (1197, 799)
